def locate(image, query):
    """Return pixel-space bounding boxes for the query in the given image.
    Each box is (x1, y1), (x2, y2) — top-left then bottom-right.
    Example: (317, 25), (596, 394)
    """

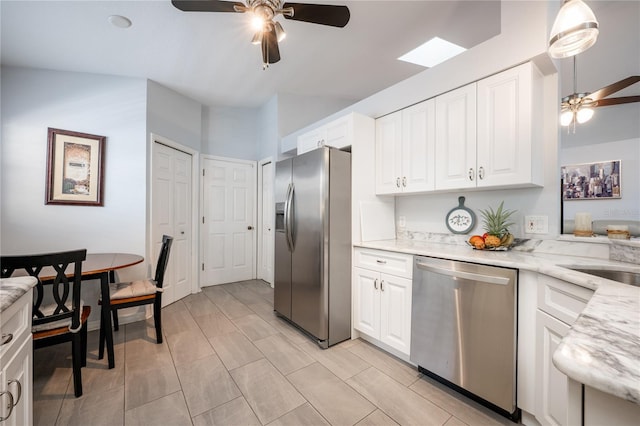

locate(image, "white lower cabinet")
(584, 385), (640, 426)
(353, 248), (412, 355)
(0, 289), (33, 426)
(535, 275), (593, 426)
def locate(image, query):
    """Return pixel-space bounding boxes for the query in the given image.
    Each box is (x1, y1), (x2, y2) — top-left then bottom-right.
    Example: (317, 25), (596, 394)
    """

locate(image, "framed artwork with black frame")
(46, 128), (106, 206)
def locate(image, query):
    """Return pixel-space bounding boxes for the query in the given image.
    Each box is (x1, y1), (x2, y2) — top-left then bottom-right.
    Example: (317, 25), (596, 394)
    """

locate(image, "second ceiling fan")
(561, 56), (640, 129)
(172, 0), (350, 67)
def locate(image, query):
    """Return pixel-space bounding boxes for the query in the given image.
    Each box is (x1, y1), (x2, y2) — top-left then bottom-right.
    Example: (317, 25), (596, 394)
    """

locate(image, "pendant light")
(549, 0), (599, 58)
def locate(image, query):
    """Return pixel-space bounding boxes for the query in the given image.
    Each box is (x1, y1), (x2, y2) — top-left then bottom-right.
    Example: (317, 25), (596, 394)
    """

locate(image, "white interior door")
(258, 159), (274, 286)
(202, 157), (256, 286)
(152, 141), (193, 306)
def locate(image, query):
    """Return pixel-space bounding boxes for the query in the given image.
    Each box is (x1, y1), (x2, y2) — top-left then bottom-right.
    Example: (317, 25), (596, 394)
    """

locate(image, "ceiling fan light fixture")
(274, 21), (286, 42)
(251, 31), (263, 45)
(576, 105), (594, 123)
(560, 109), (574, 126)
(549, 0), (599, 58)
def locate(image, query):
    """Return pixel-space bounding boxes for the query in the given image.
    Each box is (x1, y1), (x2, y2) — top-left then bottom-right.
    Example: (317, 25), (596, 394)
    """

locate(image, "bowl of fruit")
(468, 201), (516, 250)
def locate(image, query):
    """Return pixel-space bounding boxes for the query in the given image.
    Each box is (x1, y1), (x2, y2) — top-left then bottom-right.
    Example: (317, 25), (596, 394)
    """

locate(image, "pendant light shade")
(549, 0), (599, 58)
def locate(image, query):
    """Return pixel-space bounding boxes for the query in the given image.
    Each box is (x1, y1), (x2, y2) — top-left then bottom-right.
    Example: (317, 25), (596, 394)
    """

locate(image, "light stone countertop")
(355, 238), (640, 405)
(0, 276), (38, 313)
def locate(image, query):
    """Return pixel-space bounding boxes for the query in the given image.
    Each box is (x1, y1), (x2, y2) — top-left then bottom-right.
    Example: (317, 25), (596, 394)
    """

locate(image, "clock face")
(445, 196), (476, 234)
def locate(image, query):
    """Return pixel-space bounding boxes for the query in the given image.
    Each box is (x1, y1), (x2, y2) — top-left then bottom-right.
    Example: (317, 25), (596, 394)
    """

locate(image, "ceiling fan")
(171, 0), (350, 68)
(561, 56), (640, 129)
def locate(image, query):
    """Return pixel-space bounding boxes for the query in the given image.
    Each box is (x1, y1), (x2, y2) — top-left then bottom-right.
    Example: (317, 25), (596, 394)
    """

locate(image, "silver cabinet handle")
(478, 166), (485, 180)
(468, 168), (475, 181)
(7, 380), (21, 407)
(0, 334), (12, 346)
(376, 260), (387, 265)
(380, 280), (384, 291)
(0, 391), (14, 421)
(396, 177), (401, 188)
(373, 279), (378, 290)
(402, 177), (407, 187)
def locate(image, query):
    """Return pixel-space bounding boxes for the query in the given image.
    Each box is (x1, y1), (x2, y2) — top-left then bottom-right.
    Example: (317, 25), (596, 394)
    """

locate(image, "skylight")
(398, 37), (467, 68)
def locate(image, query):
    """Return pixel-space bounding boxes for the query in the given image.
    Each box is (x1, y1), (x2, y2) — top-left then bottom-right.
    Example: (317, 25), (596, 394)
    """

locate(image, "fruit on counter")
(479, 201), (517, 248)
(468, 235), (485, 249)
(501, 233), (515, 247)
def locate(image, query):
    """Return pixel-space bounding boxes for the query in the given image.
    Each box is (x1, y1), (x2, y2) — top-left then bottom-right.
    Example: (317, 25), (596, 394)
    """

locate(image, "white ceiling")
(1, 1), (501, 109)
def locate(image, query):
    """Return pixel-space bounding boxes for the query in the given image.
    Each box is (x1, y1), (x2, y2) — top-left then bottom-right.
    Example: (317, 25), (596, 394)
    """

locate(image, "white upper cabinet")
(434, 83), (477, 190)
(375, 99), (435, 195)
(476, 61), (543, 188)
(377, 61), (544, 195)
(297, 113), (354, 155)
(375, 111), (403, 194)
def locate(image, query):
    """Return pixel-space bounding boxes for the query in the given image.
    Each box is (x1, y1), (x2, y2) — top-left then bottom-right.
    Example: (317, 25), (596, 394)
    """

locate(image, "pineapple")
(479, 201), (516, 248)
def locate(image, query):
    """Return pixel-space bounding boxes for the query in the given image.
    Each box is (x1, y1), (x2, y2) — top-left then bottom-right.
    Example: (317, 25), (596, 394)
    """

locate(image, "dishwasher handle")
(415, 261), (511, 286)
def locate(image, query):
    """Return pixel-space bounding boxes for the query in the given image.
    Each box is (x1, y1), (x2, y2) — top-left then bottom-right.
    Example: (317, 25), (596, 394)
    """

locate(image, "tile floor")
(33, 280), (516, 426)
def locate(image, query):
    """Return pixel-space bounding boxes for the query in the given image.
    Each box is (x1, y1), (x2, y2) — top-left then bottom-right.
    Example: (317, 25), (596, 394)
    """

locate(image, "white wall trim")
(257, 156), (274, 286)
(149, 132), (201, 295)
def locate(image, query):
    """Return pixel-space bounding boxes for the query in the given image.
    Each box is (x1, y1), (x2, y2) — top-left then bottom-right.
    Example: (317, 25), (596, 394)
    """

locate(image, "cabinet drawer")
(0, 291), (32, 358)
(354, 248), (413, 279)
(537, 275), (594, 325)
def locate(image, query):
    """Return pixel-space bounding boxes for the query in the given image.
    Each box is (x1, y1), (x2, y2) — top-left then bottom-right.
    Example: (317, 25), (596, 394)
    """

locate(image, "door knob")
(248, 226), (254, 230)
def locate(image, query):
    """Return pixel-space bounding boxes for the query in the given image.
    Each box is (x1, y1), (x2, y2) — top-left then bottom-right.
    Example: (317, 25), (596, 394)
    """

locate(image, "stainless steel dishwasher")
(411, 256), (519, 421)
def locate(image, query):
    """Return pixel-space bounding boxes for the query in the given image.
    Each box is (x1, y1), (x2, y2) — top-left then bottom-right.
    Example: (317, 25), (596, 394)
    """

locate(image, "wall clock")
(446, 196), (476, 234)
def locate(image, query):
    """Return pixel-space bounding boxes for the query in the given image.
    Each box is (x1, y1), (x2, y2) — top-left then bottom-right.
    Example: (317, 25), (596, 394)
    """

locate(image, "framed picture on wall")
(46, 128), (106, 206)
(561, 160), (621, 201)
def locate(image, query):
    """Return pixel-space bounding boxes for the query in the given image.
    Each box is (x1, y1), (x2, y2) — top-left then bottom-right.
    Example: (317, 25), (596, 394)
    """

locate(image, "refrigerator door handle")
(284, 183), (294, 251)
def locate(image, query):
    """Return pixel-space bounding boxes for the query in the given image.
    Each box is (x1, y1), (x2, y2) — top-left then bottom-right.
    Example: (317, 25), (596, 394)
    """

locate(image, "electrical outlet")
(525, 215), (548, 234)
(398, 216), (406, 229)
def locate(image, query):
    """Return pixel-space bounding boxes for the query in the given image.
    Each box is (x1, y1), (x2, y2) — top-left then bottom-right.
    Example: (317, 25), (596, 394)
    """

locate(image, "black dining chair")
(1, 249), (90, 397)
(98, 235), (173, 359)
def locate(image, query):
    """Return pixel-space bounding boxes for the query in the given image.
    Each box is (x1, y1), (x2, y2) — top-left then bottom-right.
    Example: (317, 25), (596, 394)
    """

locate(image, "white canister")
(574, 212), (592, 237)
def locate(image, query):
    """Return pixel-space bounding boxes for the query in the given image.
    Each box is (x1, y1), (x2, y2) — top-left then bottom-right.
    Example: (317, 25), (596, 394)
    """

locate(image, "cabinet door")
(375, 111), (403, 195)
(435, 83), (477, 190)
(353, 267), (381, 339)
(325, 115), (352, 149)
(477, 62), (533, 187)
(298, 127), (326, 155)
(536, 310), (580, 426)
(402, 99), (436, 193)
(1, 338), (32, 426)
(584, 385), (640, 426)
(379, 273), (412, 355)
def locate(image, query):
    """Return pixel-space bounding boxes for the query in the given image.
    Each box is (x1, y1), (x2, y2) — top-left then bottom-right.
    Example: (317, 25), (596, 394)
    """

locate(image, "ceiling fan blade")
(171, 0), (244, 13)
(595, 96), (640, 107)
(282, 3), (350, 27)
(262, 27), (281, 65)
(589, 76), (640, 101)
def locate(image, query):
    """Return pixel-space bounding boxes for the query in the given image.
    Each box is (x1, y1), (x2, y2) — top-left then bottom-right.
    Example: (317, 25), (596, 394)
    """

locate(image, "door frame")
(149, 133), (200, 295)
(200, 155), (258, 286)
(257, 156), (275, 286)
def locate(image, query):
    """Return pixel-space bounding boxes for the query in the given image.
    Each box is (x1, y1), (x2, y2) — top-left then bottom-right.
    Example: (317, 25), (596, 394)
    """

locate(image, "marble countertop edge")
(0, 276), (38, 313)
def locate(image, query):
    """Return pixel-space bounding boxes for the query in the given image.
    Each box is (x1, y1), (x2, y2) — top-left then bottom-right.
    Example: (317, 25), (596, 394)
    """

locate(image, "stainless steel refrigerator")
(274, 146), (351, 348)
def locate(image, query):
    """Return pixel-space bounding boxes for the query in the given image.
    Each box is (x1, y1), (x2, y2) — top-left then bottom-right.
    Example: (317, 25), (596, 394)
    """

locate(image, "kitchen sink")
(566, 267), (640, 287)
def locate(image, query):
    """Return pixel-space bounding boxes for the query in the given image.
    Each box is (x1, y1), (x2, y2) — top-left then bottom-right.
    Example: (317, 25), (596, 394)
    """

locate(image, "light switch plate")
(525, 215), (548, 234)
